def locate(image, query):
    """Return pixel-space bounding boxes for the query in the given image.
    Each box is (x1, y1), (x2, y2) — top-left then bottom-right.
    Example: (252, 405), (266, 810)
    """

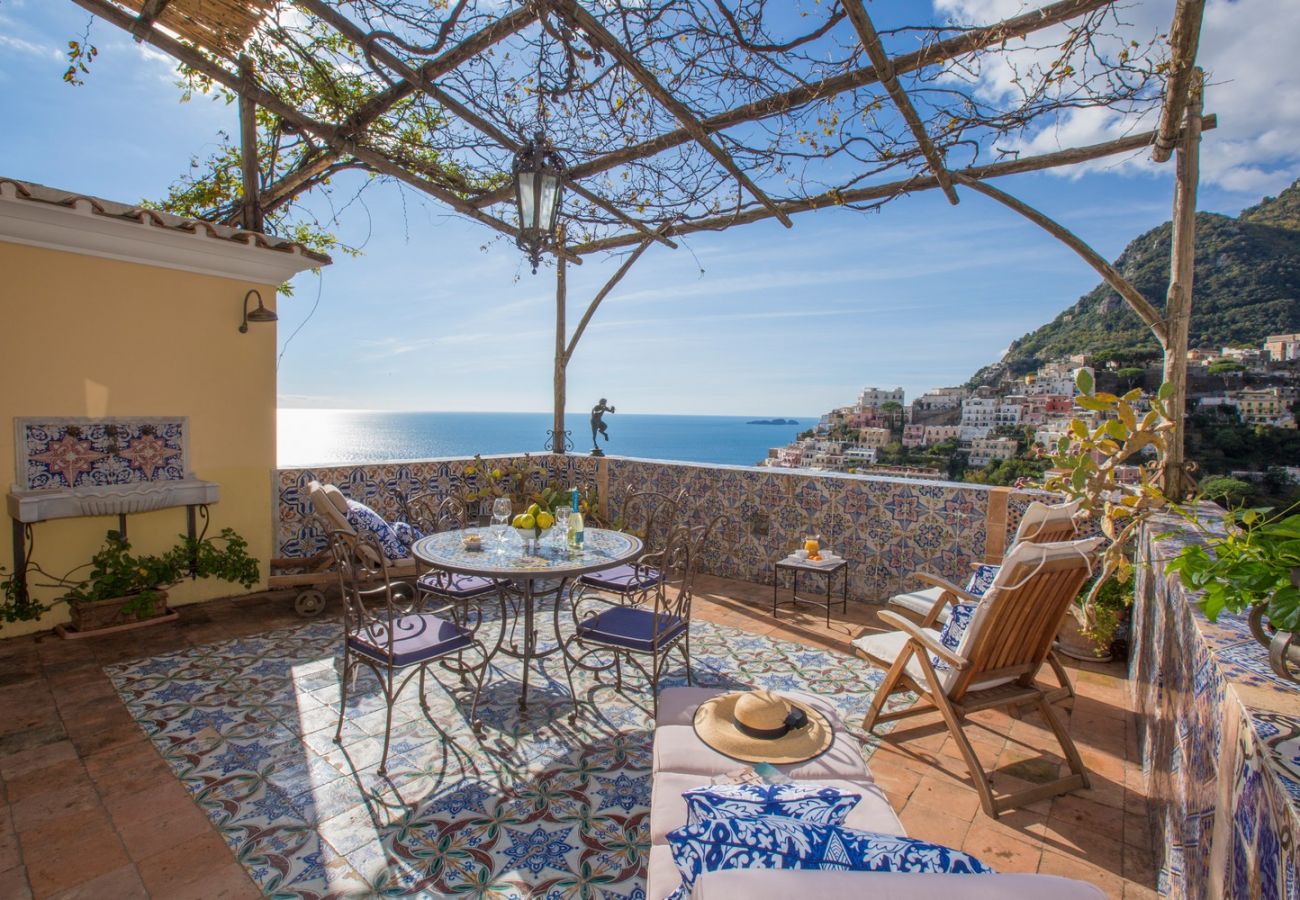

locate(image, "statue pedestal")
(590, 448), (605, 457)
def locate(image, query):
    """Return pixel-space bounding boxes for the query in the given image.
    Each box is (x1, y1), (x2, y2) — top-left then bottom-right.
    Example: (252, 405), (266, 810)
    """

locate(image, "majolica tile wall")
(275, 454), (1029, 600)
(1134, 514), (1300, 898)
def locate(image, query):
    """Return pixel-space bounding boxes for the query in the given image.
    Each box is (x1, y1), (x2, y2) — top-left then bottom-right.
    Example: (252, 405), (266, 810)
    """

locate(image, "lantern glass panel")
(517, 171), (538, 229)
(538, 173), (560, 233)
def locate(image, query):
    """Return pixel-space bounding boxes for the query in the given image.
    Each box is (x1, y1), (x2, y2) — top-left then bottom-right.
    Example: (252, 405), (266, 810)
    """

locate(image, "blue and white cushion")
(965, 563), (1000, 597)
(390, 520), (425, 551)
(683, 783), (860, 828)
(932, 601), (978, 672)
(666, 816), (992, 898)
(345, 500), (410, 561)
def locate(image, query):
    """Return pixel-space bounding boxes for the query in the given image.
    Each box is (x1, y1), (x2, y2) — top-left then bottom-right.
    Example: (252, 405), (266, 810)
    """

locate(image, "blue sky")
(3, 0), (1298, 417)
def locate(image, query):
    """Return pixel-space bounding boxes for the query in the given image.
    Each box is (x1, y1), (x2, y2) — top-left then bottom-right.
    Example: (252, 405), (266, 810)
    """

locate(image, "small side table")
(772, 557), (849, 626)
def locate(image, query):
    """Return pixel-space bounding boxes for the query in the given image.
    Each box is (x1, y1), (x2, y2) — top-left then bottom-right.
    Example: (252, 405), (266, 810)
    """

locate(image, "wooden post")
(238, 56), (262, 232)
(552, 225), (567, 454)
(1161, 70), (1203, 501)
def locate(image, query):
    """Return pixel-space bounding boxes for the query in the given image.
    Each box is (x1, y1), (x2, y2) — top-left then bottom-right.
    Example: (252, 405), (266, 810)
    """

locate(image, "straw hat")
(693, 690), (833, 764)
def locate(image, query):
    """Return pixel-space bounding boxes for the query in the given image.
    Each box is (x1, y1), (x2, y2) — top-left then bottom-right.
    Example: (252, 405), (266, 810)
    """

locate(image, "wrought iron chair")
(405, 493), (507, 614)
(328, 528), (491, 774)
(572, 487), (686, 606)
(560, 515), (722, 720)
(853, 536), (1103, 818)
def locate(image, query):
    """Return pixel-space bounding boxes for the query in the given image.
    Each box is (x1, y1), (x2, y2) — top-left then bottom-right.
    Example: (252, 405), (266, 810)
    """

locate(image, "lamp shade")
(512, 132), (566, 273)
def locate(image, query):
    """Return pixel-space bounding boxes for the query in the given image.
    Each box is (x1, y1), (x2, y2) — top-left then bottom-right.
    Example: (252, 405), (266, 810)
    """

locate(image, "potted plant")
(1, 528), (260, 637)
(1165, 505), (1300, 681)
(1041, 371), (1175, 657)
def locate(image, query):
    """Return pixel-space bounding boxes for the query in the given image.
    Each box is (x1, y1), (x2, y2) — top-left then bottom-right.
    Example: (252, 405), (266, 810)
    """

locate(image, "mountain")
(971, 177), (1300, 384)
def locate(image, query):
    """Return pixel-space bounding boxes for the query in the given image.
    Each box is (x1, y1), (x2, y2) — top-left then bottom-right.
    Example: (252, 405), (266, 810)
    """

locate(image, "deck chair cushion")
(683, 783), (861, 828)
(666, 816), (991, 898)
(345, 500), (418, 561)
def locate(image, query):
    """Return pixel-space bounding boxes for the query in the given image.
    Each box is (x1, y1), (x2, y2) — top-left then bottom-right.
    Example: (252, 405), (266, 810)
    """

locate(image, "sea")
(277, 410), (806, 468)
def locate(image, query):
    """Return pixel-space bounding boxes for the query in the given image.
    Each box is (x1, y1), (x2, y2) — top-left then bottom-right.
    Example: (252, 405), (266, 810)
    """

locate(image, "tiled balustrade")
(275, 454), (1044, 600)
(1134, 513), (1300, 898)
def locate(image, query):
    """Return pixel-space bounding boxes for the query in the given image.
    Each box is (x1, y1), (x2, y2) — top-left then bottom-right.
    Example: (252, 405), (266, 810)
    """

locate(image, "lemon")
(527, 503), (541, 516)
(512, 514), (525, 527)
(491, 468), (503, 480)
(536, 511), (555, 530)
(518, 513), (535, 530)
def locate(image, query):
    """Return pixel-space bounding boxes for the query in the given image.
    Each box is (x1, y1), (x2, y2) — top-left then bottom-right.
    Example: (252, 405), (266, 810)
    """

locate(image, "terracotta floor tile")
(0, 742), (78, 782)
(9, 781), (102, 833)
(1039, 848), (1127, 897)
(962, 820), (1043, 873)
(18, 807), (129, 898)
(899, 799), (971, 850)
(45, 865), (146, 900)
(114, 797), (214, 863)
(136, 831), (244, 898)
(0, 865), (32, 900)
(906, 775), (982, 821)
(3, 760), (91, 805)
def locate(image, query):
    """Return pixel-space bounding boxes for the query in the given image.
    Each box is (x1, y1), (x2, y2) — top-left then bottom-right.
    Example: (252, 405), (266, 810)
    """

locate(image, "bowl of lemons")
(512, 503), (555, 552)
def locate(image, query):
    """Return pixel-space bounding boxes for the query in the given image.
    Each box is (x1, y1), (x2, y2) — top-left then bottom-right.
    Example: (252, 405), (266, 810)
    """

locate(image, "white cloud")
(933, 0), (1300, 195)
(0, 34), (61, 61)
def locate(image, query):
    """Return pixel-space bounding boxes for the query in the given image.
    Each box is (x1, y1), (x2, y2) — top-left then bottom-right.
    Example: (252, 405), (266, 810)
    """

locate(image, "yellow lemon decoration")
(536, 511), (555, 530)
(518, 513), (535, 530)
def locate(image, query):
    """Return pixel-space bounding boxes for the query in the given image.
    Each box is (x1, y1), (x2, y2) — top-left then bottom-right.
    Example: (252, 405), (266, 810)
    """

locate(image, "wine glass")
(491, 497), (512, 552)
(553, 507), (571, 550)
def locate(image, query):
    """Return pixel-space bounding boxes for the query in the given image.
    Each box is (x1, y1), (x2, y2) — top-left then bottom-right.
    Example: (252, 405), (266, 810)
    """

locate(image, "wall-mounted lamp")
(239, 289), (278, 333)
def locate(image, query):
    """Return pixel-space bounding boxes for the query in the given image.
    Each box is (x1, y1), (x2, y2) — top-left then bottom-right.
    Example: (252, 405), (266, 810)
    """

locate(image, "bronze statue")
(590, 398), (615, 456)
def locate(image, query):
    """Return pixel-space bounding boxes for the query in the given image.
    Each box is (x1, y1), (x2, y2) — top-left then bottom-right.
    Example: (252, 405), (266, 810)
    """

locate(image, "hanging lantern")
(512, 131), (567, 273)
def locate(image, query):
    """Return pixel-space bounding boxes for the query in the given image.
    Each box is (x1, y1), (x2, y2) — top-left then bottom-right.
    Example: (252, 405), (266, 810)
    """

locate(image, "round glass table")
(411, 526), (642, 709)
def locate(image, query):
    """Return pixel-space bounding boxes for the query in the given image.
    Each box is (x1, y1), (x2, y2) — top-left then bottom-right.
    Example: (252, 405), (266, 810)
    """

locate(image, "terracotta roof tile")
(0, 176), (332, 265)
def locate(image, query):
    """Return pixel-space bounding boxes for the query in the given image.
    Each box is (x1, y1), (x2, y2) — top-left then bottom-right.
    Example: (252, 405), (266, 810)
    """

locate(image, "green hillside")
(971, 177), (1300, 384)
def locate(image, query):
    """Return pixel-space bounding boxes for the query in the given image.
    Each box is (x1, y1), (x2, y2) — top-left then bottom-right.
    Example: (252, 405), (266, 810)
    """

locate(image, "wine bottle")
(568, 487), (584, 550)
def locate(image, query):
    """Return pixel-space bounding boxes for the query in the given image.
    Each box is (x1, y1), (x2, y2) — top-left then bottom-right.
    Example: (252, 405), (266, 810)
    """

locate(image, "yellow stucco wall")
(0, 241), (277, 637)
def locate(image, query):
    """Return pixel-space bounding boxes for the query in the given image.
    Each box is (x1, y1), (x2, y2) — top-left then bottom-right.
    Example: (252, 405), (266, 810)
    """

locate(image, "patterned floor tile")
(105, 610), (893, 898)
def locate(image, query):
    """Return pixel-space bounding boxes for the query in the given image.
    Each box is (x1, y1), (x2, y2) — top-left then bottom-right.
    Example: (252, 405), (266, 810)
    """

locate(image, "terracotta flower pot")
(1056, 611), (1114, 662)
(62, 590), (175, 638)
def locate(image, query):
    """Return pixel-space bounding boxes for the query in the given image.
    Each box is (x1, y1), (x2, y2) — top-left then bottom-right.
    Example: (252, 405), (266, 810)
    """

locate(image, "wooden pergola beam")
(473, 0), (1118, 210)
(841, 0), (958, 205)
(1152, 0), (1206, 163)
(954, 175), (1167, 345)
(238, 6), (539, 223)
(552, 0), (793, 228)
(296, 0), (675, 251)
(572, 115), (1216, 254)
(70, 0), (583, 263)
(237, 55), (262, 232)
(129, 0), (170, 39)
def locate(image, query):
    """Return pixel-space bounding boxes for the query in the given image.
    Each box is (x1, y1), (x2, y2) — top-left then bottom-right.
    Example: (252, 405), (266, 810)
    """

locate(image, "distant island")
(747, 418), (799, 425)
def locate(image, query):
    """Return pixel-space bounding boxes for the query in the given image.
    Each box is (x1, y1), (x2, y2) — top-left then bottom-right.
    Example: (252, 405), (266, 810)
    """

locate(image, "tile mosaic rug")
(106, 610), (893, 898)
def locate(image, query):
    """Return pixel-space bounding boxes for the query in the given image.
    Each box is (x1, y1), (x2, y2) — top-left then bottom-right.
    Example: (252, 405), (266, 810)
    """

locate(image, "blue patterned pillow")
(390, 520), (425, 550)
(932, 601), (978, 672)
(666, 816), (991, 898)
(683, 783), (860, 828)
(345, 500), (409, 561)
(965, 563), (1000, 597)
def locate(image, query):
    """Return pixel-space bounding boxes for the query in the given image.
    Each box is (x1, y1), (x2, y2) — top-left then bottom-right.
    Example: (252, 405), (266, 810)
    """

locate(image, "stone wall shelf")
(6, 478), (220, 523)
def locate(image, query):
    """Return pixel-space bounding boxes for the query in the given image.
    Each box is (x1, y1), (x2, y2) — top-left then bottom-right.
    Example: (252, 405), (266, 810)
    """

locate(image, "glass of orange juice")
(804, 537), (820, 556)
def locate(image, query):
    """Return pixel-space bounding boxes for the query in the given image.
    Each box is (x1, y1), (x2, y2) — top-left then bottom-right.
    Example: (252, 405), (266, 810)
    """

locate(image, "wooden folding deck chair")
(887, 498), (1083, 703)
(853, 536), (1103, 819)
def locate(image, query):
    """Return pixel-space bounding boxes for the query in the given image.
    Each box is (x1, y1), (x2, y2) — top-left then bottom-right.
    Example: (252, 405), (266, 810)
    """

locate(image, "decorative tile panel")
(15, 416), (189, 490)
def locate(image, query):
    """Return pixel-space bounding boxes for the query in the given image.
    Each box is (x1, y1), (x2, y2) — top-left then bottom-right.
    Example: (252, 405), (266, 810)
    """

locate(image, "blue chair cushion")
(579, 563), (663, 592)
(683, 783), (861, 828)
(418, 572), (502, 599)
(932, 601), (978, 672)
(345, 500), (418, 561)
(666, 816), (992, 899)
(348, 613), (472, 667)
(577, 606), (685, 651)
(966, 563), (999, 597)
